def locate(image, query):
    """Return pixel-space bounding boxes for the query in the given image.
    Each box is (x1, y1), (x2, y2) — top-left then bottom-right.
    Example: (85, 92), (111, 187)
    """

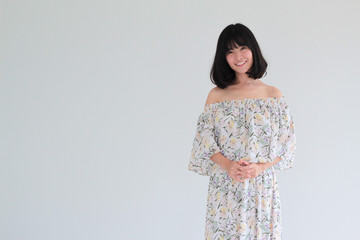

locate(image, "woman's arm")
(210, 152), (232, 170)
(256, 156), (282, 171)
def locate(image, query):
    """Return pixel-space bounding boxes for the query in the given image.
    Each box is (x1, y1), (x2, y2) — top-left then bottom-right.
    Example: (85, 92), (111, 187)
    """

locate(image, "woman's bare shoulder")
(205, 87), (222, 105)
(267, 85), (283, 97)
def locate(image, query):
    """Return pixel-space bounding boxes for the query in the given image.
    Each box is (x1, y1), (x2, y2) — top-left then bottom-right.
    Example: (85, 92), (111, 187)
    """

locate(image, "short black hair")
(210, 23), (268, 89)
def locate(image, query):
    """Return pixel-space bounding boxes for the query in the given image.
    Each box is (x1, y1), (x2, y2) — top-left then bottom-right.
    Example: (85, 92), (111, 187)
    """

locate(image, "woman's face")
(225, 43), (253, 75)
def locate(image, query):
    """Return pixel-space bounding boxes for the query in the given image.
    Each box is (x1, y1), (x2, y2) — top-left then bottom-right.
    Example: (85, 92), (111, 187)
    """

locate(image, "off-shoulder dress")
(188, 96), (296, 240)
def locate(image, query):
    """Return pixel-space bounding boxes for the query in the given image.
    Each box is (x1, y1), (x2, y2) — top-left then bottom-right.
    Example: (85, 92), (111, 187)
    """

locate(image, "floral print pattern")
(188, 96), (296, 239)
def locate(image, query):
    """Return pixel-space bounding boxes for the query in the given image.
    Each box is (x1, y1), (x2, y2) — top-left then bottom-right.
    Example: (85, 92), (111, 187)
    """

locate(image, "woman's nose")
(234, 51), (242, 59)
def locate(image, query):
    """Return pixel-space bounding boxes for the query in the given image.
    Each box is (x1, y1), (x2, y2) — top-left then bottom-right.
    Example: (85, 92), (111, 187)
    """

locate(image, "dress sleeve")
(188, 105), (221, 176)
(273, 97), (297, 171)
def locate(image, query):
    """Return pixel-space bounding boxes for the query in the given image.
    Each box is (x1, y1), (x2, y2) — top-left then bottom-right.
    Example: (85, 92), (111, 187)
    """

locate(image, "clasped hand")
(225, 159), (265, 182)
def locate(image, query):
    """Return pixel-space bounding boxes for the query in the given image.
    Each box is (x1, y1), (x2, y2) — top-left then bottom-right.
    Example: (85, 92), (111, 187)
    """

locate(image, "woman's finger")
(236, 175), (244, 182)
(240, 159), (250, 165)
(241, 164), (254, 171)
(232, 175), (243, 182)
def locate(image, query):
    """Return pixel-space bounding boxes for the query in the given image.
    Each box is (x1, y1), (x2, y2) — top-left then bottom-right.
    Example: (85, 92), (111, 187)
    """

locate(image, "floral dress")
(188, 96), (296, 240)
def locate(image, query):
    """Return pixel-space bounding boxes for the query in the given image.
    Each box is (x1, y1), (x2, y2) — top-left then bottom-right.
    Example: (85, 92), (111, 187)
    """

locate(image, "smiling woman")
(210, 23), (268, 89)
(188, 23), (296, 240)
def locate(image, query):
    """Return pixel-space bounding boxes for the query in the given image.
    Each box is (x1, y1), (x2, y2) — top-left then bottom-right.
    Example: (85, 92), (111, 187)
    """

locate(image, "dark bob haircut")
(210, 23), (268, 89)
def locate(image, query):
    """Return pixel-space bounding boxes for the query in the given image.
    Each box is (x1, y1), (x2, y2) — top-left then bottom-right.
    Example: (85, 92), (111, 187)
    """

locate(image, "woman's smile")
(235, 61), (247, 67)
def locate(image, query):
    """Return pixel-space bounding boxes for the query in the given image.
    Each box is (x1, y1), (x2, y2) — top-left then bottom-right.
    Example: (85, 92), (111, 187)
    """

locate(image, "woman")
(188, 23), (296, 239)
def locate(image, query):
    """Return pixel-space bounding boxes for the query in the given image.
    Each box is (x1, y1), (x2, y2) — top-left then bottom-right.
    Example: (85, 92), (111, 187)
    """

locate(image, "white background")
(1, 0), (359, 239)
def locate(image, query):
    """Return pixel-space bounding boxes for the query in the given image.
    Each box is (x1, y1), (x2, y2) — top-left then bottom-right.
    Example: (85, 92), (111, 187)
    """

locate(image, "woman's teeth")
(236, 61), (246, 66)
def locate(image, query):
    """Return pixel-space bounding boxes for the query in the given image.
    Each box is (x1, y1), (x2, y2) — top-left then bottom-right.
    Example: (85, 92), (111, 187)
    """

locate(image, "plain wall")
(1, 0), (359, 239)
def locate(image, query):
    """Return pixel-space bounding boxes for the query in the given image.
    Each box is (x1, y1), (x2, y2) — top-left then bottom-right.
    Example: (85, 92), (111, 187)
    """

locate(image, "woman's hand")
(236, 162), (265, 179)
(224, 159), (250, 182)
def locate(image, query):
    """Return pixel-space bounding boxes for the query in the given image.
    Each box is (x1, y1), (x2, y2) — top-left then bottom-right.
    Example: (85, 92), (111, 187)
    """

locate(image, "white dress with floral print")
(188, 96), (296, 240)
